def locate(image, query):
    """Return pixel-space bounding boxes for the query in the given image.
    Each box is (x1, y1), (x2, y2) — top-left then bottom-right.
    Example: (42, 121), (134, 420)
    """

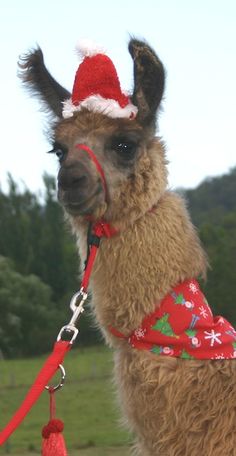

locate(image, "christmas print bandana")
(113, 280), (236, 360)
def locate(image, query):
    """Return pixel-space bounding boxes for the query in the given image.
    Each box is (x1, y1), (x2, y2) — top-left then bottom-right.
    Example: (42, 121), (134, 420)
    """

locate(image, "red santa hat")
(62, 40), (138, 120)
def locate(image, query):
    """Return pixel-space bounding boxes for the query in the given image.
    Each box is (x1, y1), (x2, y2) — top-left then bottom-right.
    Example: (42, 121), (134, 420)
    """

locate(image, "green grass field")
(2, 450), (130, 456)
(0, 346), (131, 455)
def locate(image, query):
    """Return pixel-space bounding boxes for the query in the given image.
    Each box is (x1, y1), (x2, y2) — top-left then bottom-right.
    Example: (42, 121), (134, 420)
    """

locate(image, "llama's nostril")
(58, 168), (89, 191)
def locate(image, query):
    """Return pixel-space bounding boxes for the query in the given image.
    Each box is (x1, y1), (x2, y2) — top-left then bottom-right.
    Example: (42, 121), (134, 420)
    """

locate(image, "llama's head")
(19, 39), (168, 226)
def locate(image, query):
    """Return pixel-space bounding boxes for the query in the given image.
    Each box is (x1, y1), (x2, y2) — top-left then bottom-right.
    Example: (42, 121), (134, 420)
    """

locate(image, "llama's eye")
(111, 139), (137, 160)
(48, 144), (67, 162)
(55, 148), (66, 161)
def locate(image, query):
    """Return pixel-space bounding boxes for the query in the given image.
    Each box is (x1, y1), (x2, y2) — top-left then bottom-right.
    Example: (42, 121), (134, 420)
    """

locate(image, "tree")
(200, 212), (236, 325)
(0, 256), (60, 358)
(0, 176), (102, 357)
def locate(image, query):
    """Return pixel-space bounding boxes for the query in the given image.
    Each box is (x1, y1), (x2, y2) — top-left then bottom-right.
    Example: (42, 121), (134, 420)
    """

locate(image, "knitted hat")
(62, 40), (138, 120)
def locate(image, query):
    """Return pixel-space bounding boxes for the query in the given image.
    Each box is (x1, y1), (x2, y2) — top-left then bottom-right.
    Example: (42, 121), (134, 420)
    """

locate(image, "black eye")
(48, 143), (67, 162)
(55, 148), (66, 161)
(111, 139), (137, 160)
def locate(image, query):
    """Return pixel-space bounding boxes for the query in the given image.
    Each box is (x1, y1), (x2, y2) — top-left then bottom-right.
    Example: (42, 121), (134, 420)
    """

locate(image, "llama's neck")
(73, 191), (207, 343)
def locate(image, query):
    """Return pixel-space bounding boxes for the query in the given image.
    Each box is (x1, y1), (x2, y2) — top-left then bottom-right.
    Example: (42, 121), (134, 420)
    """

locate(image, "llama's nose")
(58, 163), (89, 191)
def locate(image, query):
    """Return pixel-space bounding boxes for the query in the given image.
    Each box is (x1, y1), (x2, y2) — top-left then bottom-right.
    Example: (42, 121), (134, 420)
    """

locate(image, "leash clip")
(69, 287), (88, 313)
(57, 288), (88, 344)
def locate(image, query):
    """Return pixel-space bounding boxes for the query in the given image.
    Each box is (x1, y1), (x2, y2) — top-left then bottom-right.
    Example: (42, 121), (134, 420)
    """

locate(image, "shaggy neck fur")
(69, 139), (207, 343)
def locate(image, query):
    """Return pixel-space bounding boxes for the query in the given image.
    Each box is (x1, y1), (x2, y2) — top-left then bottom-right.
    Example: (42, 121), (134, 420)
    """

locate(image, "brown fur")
(59, 112), (236, 456)
(19, 38), (236, 455)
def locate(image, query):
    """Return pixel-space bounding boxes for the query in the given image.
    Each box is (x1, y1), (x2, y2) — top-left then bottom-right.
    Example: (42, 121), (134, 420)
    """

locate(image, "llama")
(19, 39), (236, 455)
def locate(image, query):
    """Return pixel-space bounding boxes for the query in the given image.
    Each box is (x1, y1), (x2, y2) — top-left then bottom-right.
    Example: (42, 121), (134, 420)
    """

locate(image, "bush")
(0, 256), (60, 357)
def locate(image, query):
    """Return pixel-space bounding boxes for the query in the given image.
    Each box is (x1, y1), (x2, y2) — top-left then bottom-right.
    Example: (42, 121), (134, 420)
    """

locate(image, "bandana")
(111, 280), (236, 360)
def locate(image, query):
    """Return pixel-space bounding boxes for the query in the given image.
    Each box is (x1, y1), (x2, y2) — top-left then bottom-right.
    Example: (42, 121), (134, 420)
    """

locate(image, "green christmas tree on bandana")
(151, 345), (162, 355)
(185, 329), (197, 338)
(175, 293), (185, 304)
(152, 313), (176, 337)
(180, 350), (195, 360)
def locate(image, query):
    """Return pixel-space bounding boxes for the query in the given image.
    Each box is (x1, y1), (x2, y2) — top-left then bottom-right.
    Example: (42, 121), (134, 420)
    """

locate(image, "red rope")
(81, 221), (118, 292)
(49, 388), (56, 420)
(75, 144), (108, 198)
(0, 222), (118, 447)
(0, 341), (71, 446)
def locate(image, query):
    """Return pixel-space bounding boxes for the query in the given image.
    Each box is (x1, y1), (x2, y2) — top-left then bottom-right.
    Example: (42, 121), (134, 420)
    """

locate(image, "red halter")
(75, 143), (118, 292)
(75, 143), (108, 200)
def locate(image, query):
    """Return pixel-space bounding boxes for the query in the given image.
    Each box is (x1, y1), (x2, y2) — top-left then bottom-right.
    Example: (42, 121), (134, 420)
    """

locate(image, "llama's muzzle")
(57, 144), (107, 216)
(75, 144), (108, 198)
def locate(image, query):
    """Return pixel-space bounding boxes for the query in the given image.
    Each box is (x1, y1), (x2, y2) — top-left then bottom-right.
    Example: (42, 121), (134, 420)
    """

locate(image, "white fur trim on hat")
(75, 39), (106, 59)
(62, 96), (138, 120)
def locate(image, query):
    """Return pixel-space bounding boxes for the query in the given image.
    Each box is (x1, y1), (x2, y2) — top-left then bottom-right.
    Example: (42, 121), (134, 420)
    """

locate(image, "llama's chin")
(58, 184), (106, 216)
(62, 194), (105, 217)
(64, 202), (96, 216)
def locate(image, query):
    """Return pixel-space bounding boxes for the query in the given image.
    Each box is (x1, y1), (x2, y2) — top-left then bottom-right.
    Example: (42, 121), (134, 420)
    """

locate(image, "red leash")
(0, 221), (118, 446)
(0, 341), (71, 445)
(0, 227), (117, 446)
(0, 144), (118, 447)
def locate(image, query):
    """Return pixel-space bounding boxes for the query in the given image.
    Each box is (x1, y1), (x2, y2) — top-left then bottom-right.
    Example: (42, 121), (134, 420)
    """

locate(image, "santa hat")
(62, 40), (138, 120)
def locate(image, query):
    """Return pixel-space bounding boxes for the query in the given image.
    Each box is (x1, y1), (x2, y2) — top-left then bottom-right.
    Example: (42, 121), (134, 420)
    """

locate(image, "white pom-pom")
(75, 39), (106, 59)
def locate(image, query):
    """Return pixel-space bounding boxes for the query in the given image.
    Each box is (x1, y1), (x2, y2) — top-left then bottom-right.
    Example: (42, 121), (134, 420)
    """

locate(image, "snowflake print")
(214, 353), (226, 359)
(204, 330), (222, 347)
(189, 282), (198, 294)
(134, 327), (146, 340)
(199, 306), (208, 319)
(203, 297), (213, 316)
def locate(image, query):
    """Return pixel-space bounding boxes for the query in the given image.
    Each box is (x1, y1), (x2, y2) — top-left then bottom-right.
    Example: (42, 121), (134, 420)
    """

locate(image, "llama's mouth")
(62, 188), (104, 216)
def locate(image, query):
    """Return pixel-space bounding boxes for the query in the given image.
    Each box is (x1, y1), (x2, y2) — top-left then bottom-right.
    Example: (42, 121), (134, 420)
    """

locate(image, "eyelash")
(48, 144), (67, 162)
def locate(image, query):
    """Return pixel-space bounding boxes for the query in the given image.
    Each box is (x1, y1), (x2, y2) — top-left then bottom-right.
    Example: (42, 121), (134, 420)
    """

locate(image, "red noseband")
(75, 144), (108, 200)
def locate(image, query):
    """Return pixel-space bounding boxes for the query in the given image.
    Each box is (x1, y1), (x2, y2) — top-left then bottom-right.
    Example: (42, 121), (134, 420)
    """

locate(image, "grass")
(2, 449), (130, 456)
(0, 346), (131, 455)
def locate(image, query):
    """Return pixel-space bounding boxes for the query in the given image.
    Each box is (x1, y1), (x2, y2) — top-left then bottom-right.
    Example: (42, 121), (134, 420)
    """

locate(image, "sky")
(0, 0), (235, 193)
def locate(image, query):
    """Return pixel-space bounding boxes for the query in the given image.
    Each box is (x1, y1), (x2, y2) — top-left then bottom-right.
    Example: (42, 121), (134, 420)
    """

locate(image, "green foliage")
(0, 175), (101, 358)
(199, 212), (236, 323)
(184, 166), (236, 324)
(0, 174), (78, 302)
(185, 166), (236, 226)
(0, 256), (59, 357)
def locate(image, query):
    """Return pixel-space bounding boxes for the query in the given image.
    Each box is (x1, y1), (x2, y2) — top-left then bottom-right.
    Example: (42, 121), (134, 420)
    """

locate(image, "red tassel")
(41, 389), (68, 456)
(42, 419), (67, 456)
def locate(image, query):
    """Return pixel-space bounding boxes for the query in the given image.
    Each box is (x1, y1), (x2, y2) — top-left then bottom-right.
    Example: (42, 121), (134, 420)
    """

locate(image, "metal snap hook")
(45, 364), (66, 392)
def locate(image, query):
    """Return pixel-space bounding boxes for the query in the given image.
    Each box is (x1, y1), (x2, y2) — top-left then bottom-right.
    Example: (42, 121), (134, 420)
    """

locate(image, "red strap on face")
(75, 144), (108, 199)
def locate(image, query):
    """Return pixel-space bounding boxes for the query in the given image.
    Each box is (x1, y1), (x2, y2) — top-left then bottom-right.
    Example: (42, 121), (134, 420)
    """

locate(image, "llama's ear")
(129, 39), (165, 126)
(18, 47), (71, 118)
